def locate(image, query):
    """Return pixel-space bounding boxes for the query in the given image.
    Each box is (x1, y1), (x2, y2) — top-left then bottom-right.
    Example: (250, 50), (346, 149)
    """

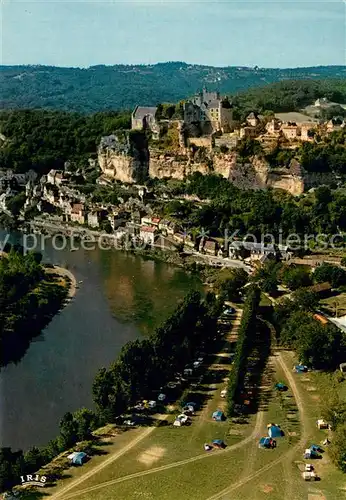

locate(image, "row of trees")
(226, 285), (260, 416)
(93, 291), (222, 420)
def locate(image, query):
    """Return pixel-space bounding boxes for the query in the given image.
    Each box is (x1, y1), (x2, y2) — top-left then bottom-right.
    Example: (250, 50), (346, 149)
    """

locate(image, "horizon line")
(1, 61), (345, 71)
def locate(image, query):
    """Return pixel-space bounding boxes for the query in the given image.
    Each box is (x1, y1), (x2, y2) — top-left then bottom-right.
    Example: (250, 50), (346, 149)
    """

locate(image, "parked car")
(124, 419), (136, 426)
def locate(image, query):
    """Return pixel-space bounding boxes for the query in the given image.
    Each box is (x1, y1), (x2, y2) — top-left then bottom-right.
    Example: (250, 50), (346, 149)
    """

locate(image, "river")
(0, 230), (201, 451)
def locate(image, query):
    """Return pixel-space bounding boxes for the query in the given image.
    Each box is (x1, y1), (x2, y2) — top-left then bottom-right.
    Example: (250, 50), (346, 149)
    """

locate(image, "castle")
(131, 87), (234, 137)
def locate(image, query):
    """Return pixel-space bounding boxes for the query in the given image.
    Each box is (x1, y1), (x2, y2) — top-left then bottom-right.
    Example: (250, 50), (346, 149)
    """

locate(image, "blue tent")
(310, 444), (323, 453)
(268, 425), (282, 438)
(259, 437), (273, 449)
(212, 410), (225, 421)
(275, 382), (287, 391)
(294, 365), (307, 373)
(70, 452), (87, 466)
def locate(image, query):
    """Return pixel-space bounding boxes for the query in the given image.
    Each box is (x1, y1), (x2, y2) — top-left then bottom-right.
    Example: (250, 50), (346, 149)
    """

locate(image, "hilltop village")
(0, 89), (345, 264)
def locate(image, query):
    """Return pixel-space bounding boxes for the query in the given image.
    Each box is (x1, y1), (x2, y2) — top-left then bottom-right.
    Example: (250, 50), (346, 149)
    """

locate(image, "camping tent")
(304, 448), (319, 459)
(310, 444), (323, 453)
(212, 439), (226, 449)
(268, 424), (282, 438)
(258, 437), (274, 449)
(317, 419), (329, 429)
(294, 365), (307, 373)
(67, 452), (87, 466)
(275, 382), (287, 391)
(212, 410), (225, 421)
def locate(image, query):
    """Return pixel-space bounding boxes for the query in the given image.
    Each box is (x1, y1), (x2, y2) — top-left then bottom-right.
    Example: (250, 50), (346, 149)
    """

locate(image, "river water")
(0, 231), (201, 450)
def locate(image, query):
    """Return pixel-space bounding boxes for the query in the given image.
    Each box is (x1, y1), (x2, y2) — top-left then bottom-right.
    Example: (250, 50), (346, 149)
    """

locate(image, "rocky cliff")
(98, 136), (306, 195)
(149, 150), (305, 195)
(98, 132), (149, 184)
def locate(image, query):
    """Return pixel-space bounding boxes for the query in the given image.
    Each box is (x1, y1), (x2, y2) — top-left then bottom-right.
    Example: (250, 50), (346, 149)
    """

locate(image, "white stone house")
(140, 226), (157, 245)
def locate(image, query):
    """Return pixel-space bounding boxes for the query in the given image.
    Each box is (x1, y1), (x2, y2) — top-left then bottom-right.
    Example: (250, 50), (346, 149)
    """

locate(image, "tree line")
(92, 290), (222, 420)
(226, 285), (260, 416)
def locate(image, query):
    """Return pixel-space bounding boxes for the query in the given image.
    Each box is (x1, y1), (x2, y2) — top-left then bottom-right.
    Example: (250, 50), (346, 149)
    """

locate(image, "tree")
(6, 192), (26, 217)
(313, 263), (346, 288)
(73, 408), (98, 441)
(330, 423), (346, 472)
(291, 288), (319, 311)
(218, 268), (248, 301)
(252, 261), (281, 295)
(0, 448), (24, 493)
(59, 412), (78, 450)
(280, 265), (312, 291)
(24, 446), (45, 474)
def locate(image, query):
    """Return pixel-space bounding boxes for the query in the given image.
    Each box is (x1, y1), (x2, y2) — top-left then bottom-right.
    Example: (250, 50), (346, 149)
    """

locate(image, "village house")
(326, 118), (345, 133)
(300, 123), (317, 142)
(140, 226), (157, 245)
(183, 88), (234, 133)
(70, 203), (85, 225)
(158, 219), (176, 235)
(200, 238), (217, 256)
(88, 211), (102, 228)
(47, 169), (63, 185)
(140, 215), (161, 227)
(43, 185), (59, 205)
(229, 241), (276, 261)
(265, 119), (281, 135)
(280, 122), (299, 140)
(141, 215), (152, 226)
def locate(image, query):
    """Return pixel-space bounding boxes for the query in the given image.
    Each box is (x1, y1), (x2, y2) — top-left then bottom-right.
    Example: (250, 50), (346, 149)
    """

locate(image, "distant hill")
(0, 62), (345, 113)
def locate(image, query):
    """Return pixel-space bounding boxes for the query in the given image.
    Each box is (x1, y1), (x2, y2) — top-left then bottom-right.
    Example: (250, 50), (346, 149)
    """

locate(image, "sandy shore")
(45, 265), (77, 300)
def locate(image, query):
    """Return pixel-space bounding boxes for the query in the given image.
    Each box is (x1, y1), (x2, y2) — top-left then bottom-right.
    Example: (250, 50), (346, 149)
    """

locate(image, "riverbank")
(0, 252), (75, 368)
(45, 264), (77, 301)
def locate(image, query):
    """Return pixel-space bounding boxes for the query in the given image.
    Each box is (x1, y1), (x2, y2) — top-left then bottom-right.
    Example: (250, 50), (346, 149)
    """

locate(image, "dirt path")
(205, 351), (308, 500)
(190, 307), (242, 437)
(52, 410), (264, 499)
(49, 415), (166, 500)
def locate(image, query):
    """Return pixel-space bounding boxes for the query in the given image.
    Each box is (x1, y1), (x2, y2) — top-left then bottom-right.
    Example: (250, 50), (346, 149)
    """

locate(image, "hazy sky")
(1, 0), (345, 68)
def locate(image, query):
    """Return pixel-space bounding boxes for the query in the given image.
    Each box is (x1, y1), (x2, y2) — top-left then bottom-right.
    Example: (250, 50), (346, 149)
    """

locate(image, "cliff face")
(149, 151), (211, 180)
(149, 150), (305, 195)
(98, 136), (305, 195)
(98, 132), (149, 183)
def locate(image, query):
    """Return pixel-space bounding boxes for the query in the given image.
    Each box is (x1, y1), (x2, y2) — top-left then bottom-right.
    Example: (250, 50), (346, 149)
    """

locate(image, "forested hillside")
(1, 62), (345, 113)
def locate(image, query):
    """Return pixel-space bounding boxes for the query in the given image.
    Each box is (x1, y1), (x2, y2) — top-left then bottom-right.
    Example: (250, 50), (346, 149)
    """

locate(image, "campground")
(34, 308), (346, 500)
